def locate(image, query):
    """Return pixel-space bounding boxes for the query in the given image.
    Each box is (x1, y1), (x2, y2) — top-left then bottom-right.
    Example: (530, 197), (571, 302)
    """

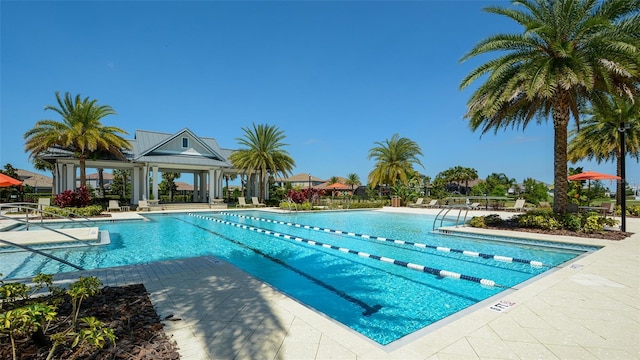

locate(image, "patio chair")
(137, 200), (150, 211)
(505, 199), (526, 212)
(107, 200), (121, 212)
(600, 203), (615, 218)
(251, 197), (266, 207)
(408, 198), (424, 208)
(236, 197), (251, 208)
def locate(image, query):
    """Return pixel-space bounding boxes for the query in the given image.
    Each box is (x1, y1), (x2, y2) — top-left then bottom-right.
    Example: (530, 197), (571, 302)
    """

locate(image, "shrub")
(44, 205), (103, 218)
(53, 186), (91, 208)
(468, 216), (486, 228)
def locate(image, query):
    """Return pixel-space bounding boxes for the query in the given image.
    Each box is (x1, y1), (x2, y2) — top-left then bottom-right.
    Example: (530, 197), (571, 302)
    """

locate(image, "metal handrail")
(0, 213), (96, 247)
(0, 238), (84, 270)
(0, 202), (98, 228)
(433, 205), (471, 231)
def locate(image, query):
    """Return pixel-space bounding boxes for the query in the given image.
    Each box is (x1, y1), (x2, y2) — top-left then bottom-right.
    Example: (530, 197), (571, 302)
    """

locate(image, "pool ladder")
(433, 205), (472, 231)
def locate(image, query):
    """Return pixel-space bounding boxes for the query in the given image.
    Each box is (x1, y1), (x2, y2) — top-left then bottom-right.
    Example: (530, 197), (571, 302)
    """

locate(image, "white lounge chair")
(236, 197), (251, 208)
(37, 197), (50, 211)
(137, 200), (150, 211)
(423, 199), (439, 208)
(408, 198), (424, 208)
(107, 200), (121, 212)
(505, 199), (526, 212)
(251, 197), (266, 207)
(469, 202), (481, 210)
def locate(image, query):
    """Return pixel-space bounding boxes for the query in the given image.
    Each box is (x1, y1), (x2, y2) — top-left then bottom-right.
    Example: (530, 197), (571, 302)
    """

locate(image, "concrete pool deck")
(2, 207), (639, 359)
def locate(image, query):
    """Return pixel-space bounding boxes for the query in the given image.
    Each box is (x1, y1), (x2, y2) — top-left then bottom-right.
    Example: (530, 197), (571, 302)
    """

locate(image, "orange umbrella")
(0, 173), (23, 187)
(567, 170), (620, 181)
(568, 170), (620, 205)
(326, 183), (349, 189)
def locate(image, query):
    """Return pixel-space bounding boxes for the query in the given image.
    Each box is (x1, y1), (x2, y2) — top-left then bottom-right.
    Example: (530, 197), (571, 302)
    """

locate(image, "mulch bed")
(488, 219), (633, 241)
(0, 284), (180, 360)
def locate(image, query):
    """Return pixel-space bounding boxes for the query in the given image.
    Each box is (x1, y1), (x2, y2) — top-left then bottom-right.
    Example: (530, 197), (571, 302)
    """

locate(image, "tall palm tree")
(328, 176), (340, 185)
(367, 134), (423, 188)
(569, 94), (640, 204)
(460, 0), (639, 213)
(24, 91), (131, 187)
(345, 173), (361, 192)
(228, 123), (295, 202)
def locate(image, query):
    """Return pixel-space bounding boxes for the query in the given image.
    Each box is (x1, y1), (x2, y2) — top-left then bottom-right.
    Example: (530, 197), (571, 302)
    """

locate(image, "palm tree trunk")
(98, 168), (105, 198)
(552, 101), (570, 214)
(79, 157), (87, 189)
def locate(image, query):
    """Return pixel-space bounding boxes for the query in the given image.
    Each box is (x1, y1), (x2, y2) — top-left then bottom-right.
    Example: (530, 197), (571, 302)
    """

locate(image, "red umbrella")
(567, 170), (620, 181)
(0, 173), (23, 187)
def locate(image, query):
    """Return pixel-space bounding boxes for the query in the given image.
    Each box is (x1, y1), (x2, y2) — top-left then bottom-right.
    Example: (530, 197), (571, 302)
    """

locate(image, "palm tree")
(345, 173), (361, 192)
(161, 172), (180, 202)
(460, 0), (639, 213)
(223, 173), (238, 201)
(328, 176), (340, 185)
(569, 94), (640, 205)
(367, 134), (423, 188)
(228, 123), (295, 202)
(24, 91), (131, 187)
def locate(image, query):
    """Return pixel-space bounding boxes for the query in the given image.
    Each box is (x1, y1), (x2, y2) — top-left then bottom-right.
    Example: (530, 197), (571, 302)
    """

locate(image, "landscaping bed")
(0, 284), (179, 360)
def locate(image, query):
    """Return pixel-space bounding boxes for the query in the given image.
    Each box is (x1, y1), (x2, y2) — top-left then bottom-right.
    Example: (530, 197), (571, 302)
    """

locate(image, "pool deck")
(2, 207), (639, 359)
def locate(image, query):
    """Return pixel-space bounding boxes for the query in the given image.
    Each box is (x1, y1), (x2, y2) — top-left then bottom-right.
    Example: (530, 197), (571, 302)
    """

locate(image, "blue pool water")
(0, 210), (594, 345)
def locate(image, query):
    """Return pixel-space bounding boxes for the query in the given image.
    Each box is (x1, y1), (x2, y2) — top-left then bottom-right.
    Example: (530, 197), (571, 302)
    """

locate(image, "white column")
(132, 167), (140, 203)
(192, 172), (198, 202)
(199, 172), (206, 202)
(152, 166), (159, 201)
(208, 169), (216, 202)
(65, 164), (76, 191)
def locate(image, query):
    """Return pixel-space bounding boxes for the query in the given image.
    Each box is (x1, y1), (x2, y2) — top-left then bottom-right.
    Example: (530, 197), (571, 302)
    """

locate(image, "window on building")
(182, 137), (188, 148)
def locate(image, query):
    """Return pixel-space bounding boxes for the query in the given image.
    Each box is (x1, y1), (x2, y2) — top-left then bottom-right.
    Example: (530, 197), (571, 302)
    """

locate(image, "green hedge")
(43, 205), (103, 218)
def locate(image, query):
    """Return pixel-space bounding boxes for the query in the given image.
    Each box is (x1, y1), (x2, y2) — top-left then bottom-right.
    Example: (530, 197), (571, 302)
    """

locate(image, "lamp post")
(618, 122), (630, 232)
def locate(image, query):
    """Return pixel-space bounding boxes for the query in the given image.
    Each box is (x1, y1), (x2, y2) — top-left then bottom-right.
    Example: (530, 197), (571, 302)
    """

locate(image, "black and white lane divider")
(188, 213), (505, 288)
(213, 211), (546, 267)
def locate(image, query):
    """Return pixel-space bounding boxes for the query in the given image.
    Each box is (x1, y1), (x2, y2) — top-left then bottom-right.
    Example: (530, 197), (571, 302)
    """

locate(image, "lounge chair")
(137, 200), (150, 211)
(468, 202), (481, 210)
(107, 200), (121, 212)
(408, 198), (424, 208)
(423, 199), (439, 208)
(236, 197), (251, 208)
(538, 201), (551, 209)
(505, 199), (526, 212)
(251, 197), (266, 207)
(37, 197), (50, 212)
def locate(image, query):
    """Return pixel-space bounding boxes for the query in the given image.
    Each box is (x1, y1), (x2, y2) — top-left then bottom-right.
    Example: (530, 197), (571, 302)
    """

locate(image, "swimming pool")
(0, 210), (595, 345)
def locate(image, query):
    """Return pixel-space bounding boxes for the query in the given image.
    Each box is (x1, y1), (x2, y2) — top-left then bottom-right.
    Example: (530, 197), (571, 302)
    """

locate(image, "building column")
(193, 172), (199, 202)
(208, 169), (216, 202)
(132, 166), (141, 204)
(65, 164), (76, 191)
(199, 172), (207, 202)
(152, 166), (159, 201)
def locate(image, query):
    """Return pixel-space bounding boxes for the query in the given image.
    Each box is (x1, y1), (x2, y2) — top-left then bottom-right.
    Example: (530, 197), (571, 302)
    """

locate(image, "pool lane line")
(189, 213), (504, 288)
(214, 211), (547, 268)
(174, 217), (382, 317)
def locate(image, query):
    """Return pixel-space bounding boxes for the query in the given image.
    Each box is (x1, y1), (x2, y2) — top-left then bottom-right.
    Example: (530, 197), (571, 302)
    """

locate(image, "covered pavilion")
(35, 128), (260, 205)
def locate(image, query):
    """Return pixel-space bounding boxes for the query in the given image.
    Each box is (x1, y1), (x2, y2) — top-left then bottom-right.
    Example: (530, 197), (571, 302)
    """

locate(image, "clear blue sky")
(1, 0), (638, 189)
